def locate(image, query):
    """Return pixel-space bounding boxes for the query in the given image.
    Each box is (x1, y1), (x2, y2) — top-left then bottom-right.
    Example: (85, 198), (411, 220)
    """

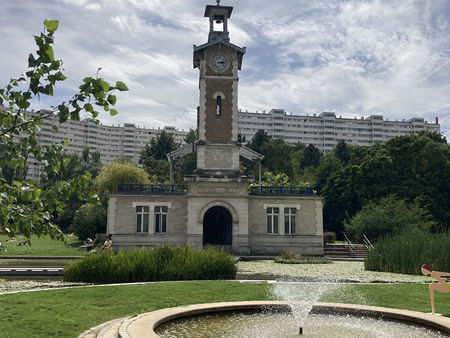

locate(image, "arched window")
(216, 95), (222, 116)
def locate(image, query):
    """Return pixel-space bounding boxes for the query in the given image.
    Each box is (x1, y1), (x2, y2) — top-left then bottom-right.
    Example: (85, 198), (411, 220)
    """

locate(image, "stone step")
(97, 318), (128, 338)
(77, 317), (128, 338)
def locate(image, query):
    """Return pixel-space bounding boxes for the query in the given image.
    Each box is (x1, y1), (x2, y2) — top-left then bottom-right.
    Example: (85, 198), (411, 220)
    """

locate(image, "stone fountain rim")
(117, 301), (450, 338)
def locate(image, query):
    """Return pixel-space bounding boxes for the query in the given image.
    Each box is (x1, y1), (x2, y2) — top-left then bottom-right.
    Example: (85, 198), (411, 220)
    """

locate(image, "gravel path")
(237, 260), (429, 283)
(0, 280), (85, 294)
(0, 260), (429, 294)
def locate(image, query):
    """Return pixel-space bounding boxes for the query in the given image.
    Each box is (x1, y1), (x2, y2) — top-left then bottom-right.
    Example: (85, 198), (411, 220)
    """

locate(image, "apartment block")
(238, 109), (440, 152)
(24, 110), (189, 181)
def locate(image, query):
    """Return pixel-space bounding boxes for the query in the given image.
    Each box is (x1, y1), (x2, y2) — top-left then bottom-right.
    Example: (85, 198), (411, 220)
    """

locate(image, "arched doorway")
(203, 206), (232, 246)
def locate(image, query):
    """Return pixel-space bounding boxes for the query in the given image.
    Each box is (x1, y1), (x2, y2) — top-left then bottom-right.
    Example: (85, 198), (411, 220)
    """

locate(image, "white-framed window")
(154, 206), (168, 233)
(266, 207), (279, 234)
(284, 207), (296, 235)
(264, 204), (299, 235)
(136, 206), (149, 233)
(133, 202), (171, 234)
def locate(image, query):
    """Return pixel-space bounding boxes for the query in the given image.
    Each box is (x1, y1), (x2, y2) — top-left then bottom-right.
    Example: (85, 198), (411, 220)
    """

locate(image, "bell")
(215, 19), (223, 24)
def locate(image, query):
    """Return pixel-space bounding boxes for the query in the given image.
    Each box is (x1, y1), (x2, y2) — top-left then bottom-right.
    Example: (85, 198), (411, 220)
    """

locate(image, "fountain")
(108, 281), (449, 338)
(272, 281), (340, 335)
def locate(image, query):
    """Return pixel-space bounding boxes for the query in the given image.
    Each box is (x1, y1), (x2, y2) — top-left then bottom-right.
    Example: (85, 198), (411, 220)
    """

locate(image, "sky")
(1, 0), (449, 139)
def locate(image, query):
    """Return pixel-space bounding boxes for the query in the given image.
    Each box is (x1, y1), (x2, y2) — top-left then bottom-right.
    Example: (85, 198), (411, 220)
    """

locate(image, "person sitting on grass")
(16, 239), (31, 247)
(101, 235), (112, 252)
(421, 264), (450, 314)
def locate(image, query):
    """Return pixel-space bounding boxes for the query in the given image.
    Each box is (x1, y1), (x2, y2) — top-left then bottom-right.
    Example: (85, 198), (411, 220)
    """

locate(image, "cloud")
(0, 0), (449, 139)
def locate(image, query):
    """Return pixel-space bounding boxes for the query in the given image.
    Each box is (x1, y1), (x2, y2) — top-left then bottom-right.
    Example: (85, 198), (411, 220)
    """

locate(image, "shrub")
(365, 230), (449, 274)
(63, 245), (237, 283)
(279, 249), (300, 260)
(71, 203), (106, 241)
(323, 231), (336, 244)
(345, 195), (436, 242)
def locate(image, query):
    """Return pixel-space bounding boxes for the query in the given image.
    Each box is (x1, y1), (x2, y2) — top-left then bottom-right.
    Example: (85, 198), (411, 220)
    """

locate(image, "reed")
(365, 230), (449, 274)
(63, 245), (237, 283)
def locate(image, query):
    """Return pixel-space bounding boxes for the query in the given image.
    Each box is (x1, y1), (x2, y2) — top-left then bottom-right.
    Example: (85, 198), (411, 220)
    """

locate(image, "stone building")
(106, 2), (323, 255)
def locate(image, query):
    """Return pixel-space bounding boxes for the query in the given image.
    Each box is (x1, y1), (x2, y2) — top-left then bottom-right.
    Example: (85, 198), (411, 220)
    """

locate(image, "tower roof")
(193, 41), (246, 70)
(204, 5), (233, 18)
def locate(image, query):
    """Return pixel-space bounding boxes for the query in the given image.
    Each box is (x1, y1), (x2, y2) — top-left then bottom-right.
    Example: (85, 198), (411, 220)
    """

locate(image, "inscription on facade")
(192, 186), (241, 194)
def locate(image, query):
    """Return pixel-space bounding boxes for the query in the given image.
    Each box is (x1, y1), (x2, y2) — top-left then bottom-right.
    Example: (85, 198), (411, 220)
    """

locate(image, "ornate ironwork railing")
(249, 186), (315, 196)
(117, 184), (187, 194)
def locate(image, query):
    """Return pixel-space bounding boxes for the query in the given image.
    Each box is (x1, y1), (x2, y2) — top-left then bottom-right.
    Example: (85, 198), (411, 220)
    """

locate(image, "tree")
(247, 129), (271, 154)
(140, 130), (178, 161)
(41, 147), (103, 230)
(0, 20), (128, 239)
(345, 195), (436, 242)
(139, 130), (179, 183)
(94, 160), (151, 200)
(176, 129), (198, 178)
(71, 203), (107, 241)
(260, 138), (294, 178)
(301, 144), (322, 168)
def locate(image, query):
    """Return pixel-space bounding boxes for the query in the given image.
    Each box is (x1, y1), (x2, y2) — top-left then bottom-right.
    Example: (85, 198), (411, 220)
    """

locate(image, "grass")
(0, 281), (448, 337)
(322, 283), (450, 317)
(0, 235), (83, 256)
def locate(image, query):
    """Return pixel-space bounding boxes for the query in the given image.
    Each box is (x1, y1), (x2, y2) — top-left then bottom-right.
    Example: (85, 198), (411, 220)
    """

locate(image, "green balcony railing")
(118, 184), (187, 194)
(249, 186), (314, 196)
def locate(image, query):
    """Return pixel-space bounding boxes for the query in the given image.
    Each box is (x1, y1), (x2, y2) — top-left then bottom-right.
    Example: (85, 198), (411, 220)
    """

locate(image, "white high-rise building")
(24, 110), (189, 181)
(238, 109), (440, 152)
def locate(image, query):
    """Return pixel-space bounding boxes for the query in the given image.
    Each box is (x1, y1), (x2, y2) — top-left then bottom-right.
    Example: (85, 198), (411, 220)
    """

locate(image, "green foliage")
(0, 20), (127, 240)
(345, 195), (436, 242)
(94, 160), (151, 199)
(140, 130), (178, 161)
(71, 203), (107, 241)
(365, 230), (450, 274)
(260, 171), (290, 186)
(139, 130), (180, 183)
(301, 143), (322, 168)
(260, 138), (294, 177)
(316, 132), (450, 235)
(63, 245), (237, 283)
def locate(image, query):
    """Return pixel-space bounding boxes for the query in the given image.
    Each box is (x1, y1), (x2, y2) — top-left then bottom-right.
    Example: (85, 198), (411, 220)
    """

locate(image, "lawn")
(0, 281), (448, 337)
(0, 235), (83, 256)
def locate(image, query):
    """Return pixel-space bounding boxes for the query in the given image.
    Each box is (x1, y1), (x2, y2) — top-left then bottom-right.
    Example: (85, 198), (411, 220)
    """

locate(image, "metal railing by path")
(117, 184), (187, 194)
(363, 234), (374, 251)
(343, 233), (355, 255)
(249, 186), (314, 196)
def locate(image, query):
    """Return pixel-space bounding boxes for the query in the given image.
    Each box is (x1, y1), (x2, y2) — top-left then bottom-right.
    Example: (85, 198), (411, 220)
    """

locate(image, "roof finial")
(216, 0), (221, 6)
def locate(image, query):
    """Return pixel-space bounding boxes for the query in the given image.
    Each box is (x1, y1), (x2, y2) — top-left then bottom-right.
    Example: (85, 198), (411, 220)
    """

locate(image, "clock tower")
(193, 1), (246, 178)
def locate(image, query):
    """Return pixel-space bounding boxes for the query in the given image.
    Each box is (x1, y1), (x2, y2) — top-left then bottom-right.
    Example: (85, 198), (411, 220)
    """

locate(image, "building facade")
(24, 110), (188, 181)
(107, 2), (324, 255)
(238, 109), (440, 152)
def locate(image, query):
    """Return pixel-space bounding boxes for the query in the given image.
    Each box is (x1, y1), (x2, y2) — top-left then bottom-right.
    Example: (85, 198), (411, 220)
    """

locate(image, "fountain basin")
(118, 301), (450, 337)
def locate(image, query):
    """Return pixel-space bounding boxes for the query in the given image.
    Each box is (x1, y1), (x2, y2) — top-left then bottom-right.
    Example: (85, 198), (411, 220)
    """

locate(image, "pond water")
(156, 312), (445, 338)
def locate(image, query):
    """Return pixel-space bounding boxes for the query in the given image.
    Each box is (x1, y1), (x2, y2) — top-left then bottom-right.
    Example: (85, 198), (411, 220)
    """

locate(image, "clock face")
(211, 54), (229, 71)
